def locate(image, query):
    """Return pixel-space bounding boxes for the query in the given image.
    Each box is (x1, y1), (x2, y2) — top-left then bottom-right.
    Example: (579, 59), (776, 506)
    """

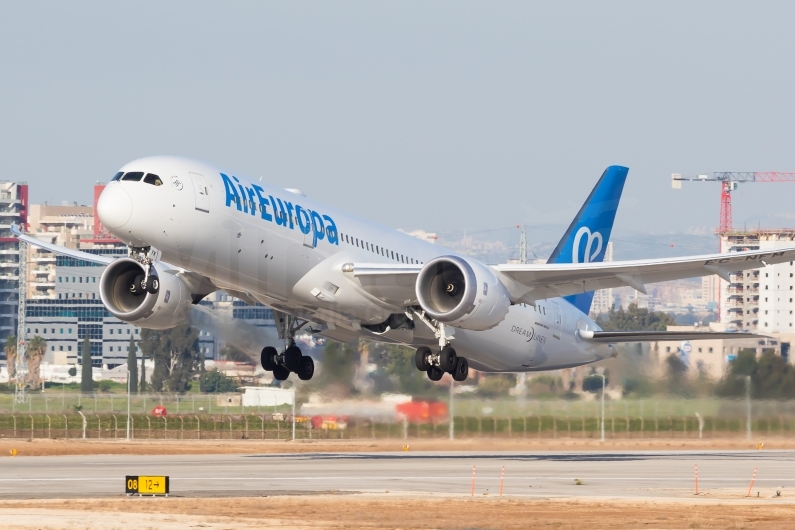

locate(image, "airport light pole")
(126, 369), (131, 440)
(449, 379), (454, 440)
(735, 375), (752, 440)
(598, 374), (606, 442)
(744, 375), (751, 440)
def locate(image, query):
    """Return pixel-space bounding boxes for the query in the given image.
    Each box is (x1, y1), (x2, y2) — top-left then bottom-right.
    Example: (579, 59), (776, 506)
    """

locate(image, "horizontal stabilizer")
(577, 330), (765, 343)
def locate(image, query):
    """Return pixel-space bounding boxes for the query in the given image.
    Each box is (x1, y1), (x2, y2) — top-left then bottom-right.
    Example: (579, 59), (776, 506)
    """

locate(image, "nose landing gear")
(127, 246), (160, 295)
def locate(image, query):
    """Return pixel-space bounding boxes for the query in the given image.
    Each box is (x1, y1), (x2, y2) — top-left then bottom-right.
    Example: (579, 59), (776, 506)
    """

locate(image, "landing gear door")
(189, 172), (210, 213)
(551, 302), (562, 340)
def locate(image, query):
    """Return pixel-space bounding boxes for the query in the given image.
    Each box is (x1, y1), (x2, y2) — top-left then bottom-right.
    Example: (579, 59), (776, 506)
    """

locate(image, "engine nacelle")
(415, 255), (511, 331)
(99, 258), (193, 329)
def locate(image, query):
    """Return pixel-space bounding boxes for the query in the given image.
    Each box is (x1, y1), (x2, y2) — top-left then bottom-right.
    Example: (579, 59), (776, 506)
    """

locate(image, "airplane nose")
(97, 186), (133, 229)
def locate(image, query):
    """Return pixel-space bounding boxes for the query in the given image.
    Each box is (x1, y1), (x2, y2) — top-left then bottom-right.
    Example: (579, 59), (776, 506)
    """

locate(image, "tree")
(582, 374), (608, 393)
(26, 335), (46, 390)
(140, 323), (200, 393)
(4, 335), (16, 381)
(312, 341), (358, 397)
(596, 303), (676, 331)
(220, 344), (251, 363)
(127, 335), (138, 394)
(373, 343), (434, 395)
(663, 353), (693, 397)
(200, 369), (239, 393)
(80, 336), (93, 392)
(717, 349), (795, 399)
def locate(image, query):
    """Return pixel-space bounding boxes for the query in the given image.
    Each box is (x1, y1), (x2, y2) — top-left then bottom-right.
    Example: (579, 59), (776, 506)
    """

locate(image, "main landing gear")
(409, 308), (469, 382)
(260, 312), (315, 381)
(261, 343), (315, 381)
(414, 345), (469, 382)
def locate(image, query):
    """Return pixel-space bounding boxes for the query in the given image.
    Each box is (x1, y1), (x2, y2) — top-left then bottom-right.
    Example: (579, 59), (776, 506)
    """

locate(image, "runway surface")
(1, 451), (793, 499)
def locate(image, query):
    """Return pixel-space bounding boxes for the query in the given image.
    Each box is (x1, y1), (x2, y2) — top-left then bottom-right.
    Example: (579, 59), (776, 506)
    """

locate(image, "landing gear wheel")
(439, 345), (458, 373)
(296, 356), (315, 381)
(283, 345), (302, 372)
(414, 347), (432, 371)
(452, 356), (469, 382)
(427, 366), (444, 382)
(261, 346), (278, 371)
(272, 365), (290, 381)
(130, 274), (145, 295)
(144, 275), (159, 294)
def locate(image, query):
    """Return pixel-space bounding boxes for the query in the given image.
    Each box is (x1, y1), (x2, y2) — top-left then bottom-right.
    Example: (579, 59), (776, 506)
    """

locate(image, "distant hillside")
(435, 226), (719, 264)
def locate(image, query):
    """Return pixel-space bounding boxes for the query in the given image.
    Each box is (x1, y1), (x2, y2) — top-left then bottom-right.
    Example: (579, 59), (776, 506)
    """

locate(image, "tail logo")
(572, 226), (603, 264)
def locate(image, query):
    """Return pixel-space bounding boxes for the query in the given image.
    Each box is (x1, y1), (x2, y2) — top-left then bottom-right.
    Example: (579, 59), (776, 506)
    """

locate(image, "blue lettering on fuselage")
(220, 173), (339, 246)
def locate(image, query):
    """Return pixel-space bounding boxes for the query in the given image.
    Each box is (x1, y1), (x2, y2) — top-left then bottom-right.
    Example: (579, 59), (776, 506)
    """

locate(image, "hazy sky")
(3, 1), (795, 245)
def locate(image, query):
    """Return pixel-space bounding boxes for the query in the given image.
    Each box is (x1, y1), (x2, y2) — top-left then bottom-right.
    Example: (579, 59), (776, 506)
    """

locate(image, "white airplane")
(15, 157), (795, 383)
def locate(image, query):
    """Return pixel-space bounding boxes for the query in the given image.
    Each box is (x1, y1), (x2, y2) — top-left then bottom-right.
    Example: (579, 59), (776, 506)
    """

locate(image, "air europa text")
(220, 173), (339, 247)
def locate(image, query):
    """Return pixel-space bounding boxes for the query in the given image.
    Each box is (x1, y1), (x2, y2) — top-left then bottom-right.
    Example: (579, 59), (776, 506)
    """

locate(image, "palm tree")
(26, 335), (47, 390)
(4, 335), (16, 381)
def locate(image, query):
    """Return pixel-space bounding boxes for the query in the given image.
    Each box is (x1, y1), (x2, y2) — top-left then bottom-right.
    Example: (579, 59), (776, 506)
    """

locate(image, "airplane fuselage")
(99, 156), (612, 372)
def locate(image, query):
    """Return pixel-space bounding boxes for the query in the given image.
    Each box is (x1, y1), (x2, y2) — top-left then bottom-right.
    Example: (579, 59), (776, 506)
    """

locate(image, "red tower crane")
(672, 172), (795, 234)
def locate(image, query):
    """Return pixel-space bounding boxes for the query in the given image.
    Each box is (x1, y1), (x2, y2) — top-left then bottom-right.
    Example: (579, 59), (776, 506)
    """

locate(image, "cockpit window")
(143, 173), (163, 186)
(121, 172), (144, 182)
(111, 172), (123, 181)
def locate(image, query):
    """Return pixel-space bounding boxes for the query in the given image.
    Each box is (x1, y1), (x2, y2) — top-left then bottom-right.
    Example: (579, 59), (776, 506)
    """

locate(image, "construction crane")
(672, 172), (795, 234)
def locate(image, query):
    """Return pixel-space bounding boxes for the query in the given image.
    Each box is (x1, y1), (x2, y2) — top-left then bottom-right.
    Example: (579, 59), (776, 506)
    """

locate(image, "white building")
(591, 242), (614, 315)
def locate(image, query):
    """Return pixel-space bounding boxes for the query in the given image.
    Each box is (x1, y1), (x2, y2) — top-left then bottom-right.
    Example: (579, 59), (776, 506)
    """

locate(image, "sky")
(2, 1), (795, 253)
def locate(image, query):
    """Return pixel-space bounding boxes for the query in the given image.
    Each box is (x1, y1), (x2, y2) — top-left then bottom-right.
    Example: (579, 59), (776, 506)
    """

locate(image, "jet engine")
(415, 255), (511, 331)
(99, 258), (193, 329)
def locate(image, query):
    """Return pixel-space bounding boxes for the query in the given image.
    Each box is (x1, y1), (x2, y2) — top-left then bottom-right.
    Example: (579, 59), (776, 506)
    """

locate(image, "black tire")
(440, 345), (457, 373)
(261, 346), (278, 371)
(297, 356), (315, 381)
(452, 356), (469, 382)
(427, 366), (444, 382)
(414, 347), (432, 371)
(145, 276), (160, 294)
(130, 274), (145, 295)
(284, 345), (302, 372)
(273, 365), (290, 381)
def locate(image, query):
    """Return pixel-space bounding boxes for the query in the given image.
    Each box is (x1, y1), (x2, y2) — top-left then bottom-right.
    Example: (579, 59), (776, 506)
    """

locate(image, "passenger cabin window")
(111, 172), (123, 181)
(121, 172), (144, 182)
(143, 173), (163, 186)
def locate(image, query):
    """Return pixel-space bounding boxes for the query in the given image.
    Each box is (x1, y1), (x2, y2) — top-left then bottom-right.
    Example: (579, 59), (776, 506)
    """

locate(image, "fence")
(0, 393), (275, 415)
(0, 411), (793, 440)
(5, 394), (795, 419)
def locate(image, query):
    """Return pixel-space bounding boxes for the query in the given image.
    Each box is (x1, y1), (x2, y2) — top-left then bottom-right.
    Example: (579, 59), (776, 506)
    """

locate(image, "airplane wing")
(494, 246), (795, 303)
(12, 224), (114, 265)
(577, 330), (765, 343)
(348, 246), (795, 306)
(12, 224), (220, 303)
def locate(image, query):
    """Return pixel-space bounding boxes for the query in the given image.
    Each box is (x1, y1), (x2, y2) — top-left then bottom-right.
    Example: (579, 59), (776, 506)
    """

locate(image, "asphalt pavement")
(1, 451), (793, 499)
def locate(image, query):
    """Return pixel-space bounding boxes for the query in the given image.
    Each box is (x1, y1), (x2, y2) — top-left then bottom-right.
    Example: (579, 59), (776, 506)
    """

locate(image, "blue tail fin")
(547, 165), (629, 314)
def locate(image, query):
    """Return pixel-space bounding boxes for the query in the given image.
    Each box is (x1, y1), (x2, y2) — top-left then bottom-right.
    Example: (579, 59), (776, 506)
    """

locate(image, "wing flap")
(351, 264), (422, 306)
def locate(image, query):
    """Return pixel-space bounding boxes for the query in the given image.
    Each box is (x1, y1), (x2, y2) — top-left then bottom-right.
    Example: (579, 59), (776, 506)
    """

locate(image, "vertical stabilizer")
(547, 165), (629, 314)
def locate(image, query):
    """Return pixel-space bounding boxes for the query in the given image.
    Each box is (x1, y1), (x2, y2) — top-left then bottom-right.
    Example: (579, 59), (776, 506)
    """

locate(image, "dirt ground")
(0, 437), (788, 457)
(3, 496), (795, 529)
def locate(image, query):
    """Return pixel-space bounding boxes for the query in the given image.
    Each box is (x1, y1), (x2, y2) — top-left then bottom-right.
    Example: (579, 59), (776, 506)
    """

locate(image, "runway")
(0, 451), (792, 499)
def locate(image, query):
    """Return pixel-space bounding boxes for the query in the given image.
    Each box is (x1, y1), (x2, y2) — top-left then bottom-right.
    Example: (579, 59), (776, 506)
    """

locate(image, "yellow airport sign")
(125, 475), (169, 496)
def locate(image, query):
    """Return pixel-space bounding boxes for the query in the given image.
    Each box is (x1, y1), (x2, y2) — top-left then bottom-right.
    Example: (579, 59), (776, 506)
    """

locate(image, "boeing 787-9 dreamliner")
(15, 158), (793, 382)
